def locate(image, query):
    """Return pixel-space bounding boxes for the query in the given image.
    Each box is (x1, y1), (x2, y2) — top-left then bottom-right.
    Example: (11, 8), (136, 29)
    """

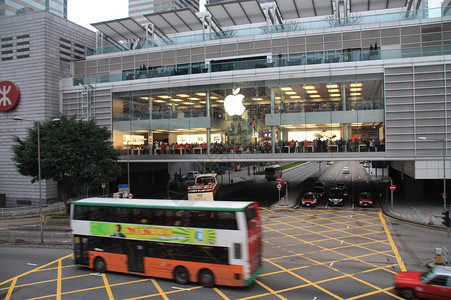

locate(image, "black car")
(328, 188), (344, 206)
(334, 183), (348, 198)
(313, 186), (325, 198)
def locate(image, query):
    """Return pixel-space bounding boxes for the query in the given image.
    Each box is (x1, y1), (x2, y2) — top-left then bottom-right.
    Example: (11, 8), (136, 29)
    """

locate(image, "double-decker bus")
(71, 198), (262, 287)
(264, 165), (282, 180)
(187, 173), (219, 201)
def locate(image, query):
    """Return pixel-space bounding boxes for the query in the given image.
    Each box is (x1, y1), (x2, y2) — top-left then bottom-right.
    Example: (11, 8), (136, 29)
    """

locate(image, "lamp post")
(418, 136), (447, 210)
(13, 116), (60, 243)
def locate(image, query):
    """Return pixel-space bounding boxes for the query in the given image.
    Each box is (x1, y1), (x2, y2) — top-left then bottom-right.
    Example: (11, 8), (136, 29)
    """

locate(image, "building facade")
(60, 0), (451, 200)
(0, 0), (67, 18)
(0, 11), (96, 207)
(129, 0), (200, 25)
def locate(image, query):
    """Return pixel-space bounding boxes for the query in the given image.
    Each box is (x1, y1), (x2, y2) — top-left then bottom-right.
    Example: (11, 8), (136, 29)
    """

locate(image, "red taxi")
(301, 192), (318, 207)
(394, 266), (451, 299)
(358, 192), (373, 207)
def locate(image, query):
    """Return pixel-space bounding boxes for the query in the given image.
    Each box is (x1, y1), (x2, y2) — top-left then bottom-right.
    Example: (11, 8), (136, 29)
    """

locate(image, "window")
(428, 275), (449, 286)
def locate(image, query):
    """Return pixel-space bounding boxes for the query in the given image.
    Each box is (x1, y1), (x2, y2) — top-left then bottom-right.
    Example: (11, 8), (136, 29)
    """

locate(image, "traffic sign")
(277, 177), (282, 183)
(128, 193), (133, 199)
(390, 185), (396, 191)
(277, 183), (282, 190)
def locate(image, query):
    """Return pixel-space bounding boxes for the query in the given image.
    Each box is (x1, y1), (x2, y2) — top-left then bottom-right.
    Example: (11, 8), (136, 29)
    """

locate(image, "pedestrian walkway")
(369, 173), (447, 228)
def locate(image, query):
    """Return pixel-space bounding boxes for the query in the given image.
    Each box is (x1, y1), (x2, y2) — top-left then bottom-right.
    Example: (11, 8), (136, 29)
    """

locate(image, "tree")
(12, 114), (121, 207)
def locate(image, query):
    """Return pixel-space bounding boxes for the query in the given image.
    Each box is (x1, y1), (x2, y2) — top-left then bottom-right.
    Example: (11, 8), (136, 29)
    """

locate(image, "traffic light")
(441, 210), (450, 227)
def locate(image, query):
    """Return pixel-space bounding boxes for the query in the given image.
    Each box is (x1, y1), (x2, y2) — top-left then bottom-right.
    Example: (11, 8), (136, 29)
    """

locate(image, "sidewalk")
(369, 173), (447, 228)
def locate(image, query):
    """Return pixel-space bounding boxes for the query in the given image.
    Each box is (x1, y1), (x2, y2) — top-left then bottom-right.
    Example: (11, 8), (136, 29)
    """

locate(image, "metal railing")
(0, 202), (66, 218)
(0, 230), (72, 247)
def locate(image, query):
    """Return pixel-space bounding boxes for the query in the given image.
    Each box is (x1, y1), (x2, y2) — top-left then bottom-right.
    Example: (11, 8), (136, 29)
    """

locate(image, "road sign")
(277, 177), (282, 183)
(277, 183), (282, 190)
(390, 185), (396, 191)
(128, 193), (133, 199)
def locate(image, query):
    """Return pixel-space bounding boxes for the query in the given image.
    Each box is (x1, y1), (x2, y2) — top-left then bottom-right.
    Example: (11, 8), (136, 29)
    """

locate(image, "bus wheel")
(174, 266), (189, 285)
(198, 269), (214, 288)
(94, 257), (106, 273)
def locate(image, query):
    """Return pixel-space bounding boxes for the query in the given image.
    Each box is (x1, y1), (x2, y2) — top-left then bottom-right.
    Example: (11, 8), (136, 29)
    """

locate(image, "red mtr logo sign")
(0, 81), (20, 111)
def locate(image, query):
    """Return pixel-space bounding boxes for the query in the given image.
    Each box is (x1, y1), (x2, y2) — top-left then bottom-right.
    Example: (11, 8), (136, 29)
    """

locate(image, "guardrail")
(0, 202), (67, 218)
(0, 230), (72, 247)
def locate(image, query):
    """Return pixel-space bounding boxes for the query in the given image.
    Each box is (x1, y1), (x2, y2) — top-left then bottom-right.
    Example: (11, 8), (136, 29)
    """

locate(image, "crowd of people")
(125, 137), (385, 155)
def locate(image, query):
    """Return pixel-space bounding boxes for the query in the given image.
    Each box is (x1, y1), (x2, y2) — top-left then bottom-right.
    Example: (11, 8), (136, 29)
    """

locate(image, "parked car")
(301, 192), (318, 207)
(358, 192), (373, 207)
(187, 171), (201, 180)
(394, 265), (451, 299)
(328, 189), (344, 206)
(342, 167), (350, 174)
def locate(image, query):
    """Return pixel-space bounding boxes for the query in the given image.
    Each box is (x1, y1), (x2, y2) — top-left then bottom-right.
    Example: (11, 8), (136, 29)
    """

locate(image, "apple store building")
(59, 0), (450, 181)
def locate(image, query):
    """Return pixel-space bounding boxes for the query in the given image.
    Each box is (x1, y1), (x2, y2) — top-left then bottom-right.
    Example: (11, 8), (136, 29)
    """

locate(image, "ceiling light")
(350, 88), (362, 92)
(310, 94), (321, 98)
(177, 94), (190, 97)
(188, 97), (200, 100)
(153, 99), (165, 103)
(140, 96), (149, 100)
(326, 84), (339, 88)
(350, 83), (362, 87)
(290, 95), (301, 99)
(196, 92), (207, 96)
(252, 97), (263, 100)
(171, 99), (182, 102)
(183, 102), (193, 105)
(285, 91), (296, 95)
(306, 90), (318, 94)
(303, 85), (316, 90)
(350, 92), (361, 96)
(328, 89), (340, 93)
(158, 95), (171, 99)
(210, 96), (218, 99)
(281, 87), (293, 91)
(329, 93), (341, 97)
(275, 96), (282, 100)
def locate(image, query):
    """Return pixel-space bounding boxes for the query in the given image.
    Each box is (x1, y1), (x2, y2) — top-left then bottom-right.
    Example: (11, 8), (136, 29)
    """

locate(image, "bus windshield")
(71, 198), (262, 288)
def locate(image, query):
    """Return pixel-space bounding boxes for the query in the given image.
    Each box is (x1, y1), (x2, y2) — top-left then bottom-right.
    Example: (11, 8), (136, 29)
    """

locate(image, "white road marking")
(27, 263), (37, 266)
(330, 261), (334, 267)
(172, 287), (191, 291)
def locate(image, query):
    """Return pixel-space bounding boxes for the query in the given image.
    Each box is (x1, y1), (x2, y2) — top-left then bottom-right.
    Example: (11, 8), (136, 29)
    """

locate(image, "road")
(0, 161), (448, 299)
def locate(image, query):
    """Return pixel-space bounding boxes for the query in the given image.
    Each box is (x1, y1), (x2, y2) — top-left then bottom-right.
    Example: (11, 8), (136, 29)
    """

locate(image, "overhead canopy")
(349, 0), (408, 12)
(275, 0), (334, 19)
(206, 0), (266, 28)
(91, 17), (147, 42)
(144, 8), (204, 35)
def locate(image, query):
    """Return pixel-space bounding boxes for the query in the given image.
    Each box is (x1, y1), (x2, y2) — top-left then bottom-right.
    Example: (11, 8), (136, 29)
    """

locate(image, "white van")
(187, 171), (201, 180)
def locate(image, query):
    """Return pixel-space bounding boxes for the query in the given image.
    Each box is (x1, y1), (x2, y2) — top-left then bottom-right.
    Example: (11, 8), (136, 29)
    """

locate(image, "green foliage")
(50, 214), (69, 219)
(12, 115), (121, 200)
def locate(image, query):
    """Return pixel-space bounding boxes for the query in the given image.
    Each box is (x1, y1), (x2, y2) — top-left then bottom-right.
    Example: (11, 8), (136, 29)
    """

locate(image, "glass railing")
(87, 7), (449, 56)
(74, 45), (451, 85)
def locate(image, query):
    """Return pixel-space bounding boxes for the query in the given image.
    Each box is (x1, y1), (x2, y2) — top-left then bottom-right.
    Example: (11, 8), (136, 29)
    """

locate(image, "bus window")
(216, 211), (238, 230)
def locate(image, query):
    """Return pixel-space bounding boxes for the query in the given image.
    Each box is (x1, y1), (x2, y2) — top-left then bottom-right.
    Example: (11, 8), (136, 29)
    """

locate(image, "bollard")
(436, 248), (442, 265)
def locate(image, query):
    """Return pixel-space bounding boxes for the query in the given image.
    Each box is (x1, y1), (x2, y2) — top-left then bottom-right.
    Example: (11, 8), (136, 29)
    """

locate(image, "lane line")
(5, 278), (16, 300)
(0, 253), (72, 287)
(102, 273), (115, 300)
(56, 259), (62, 300)
(255, 279), (287, 300)
(379, 212), (406, 272)
(214, 287), (230, 299)
(151, 278), (169, 300)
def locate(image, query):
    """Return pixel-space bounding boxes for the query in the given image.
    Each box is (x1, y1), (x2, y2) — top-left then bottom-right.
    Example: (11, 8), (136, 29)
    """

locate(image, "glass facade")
(0, 0), (67, 18)
(112, 75), (385, 155)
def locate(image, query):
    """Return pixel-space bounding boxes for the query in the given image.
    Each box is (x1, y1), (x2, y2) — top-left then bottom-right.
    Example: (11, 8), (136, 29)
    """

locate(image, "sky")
(68, 0), (443, 31)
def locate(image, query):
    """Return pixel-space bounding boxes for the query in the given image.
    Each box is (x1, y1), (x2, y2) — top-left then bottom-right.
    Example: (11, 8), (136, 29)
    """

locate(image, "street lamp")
(418, 136), (447, 210)
(13, 116), (60, 243)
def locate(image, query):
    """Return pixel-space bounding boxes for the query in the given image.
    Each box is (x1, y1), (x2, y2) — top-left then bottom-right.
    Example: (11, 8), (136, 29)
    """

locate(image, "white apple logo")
(224, 88), (246, 116)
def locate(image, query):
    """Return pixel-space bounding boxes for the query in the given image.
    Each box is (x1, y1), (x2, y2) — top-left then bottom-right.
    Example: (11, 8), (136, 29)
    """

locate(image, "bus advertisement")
(264, 165), (282, 180)
(71, 198), (262, 287)
(187, 173), (219, 201)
